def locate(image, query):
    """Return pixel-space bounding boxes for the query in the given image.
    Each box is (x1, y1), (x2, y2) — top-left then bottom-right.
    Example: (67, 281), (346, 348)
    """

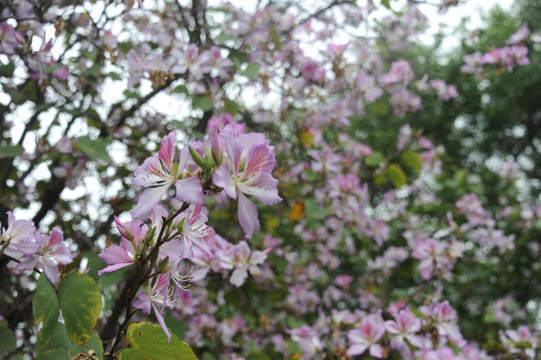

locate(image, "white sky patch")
(420, 0), (515, 50)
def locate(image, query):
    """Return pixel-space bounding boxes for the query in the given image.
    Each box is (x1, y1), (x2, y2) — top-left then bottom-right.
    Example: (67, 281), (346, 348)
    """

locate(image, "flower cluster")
(1, 212), (73, 285)
(97, 124), (281, 340)
(461, 23), (532, 74)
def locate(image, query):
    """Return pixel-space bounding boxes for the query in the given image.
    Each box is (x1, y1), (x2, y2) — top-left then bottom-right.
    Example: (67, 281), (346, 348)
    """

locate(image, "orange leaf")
(289, 202), (305, 222)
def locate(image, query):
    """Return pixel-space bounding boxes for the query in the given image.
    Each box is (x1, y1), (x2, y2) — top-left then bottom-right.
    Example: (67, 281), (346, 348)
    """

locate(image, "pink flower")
(133, 273), (174, 342)
(411, 238), (449, 280)
(0, 22), (22, 55)
(380, 60), (414, 85)
(430, 79), (458, 101)
(213, 125), (281, 238)
(506, 23), (530, 45)
(1, 211), (37, 258)
(334, 274), (353, 288)
(207, 114), (246, 134)
(177, 204), (213, 259)
(421, 301), (463, 342)
(131, 131), (204, 220)
(98, 218), (148, 275)
(228, 241), (268, 287)
(346, 313), (386, 358)
(288, 325), (323, 359)
(385, 309), (422, 348)
(10, 228), (73, 286)
(499, 325), (537, 358)
(461, 51), (484, 74)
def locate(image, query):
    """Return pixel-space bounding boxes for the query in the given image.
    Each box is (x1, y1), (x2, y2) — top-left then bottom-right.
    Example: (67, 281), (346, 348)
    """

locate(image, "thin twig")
(105, 202), (189, 359)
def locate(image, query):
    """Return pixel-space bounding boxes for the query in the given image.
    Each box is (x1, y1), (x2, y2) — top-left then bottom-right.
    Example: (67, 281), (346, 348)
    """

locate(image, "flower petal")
(130, 185), (169, 220)
(174, 177), (204, 204)
(346, 344), (368, 356)
(152, 303), (172, 343)
(230, 268), (248, 287)
(237, 192), (259, 238)
(213, 164), (236, 199)
(158, 131), (176, 172)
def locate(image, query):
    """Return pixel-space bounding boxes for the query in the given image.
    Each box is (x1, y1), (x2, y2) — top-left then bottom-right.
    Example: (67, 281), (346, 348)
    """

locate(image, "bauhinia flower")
(287, 325), (323, 359)
(133, 273), (174, 342)
(228, 241), (268, 287)
(155, 203), (214, 260)
(98, 217), (149, 275)
(1, 211), (37, 257)
(385, 309), (422, 349)
(8, 227), (73, 286)
(346, 313), (386, 358)
(213, 125), (281, 238)
(2, 213), (73, 285)
(131, 131), (204, 220)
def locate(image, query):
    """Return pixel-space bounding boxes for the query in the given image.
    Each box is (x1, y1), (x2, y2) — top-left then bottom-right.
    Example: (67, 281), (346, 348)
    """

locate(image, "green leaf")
(409, 305), (424, 319)
(10, 81), (38, 104)
(118, 41), (133, 54)
(86, 108), (102, 129)
(36, 322), (70, 353)
(169, 119), (190, 130)
(33, 274), (60, 348)
(108, 72), (123, 81)
(73, 136), (111, 162)
(86, 333), (104, 359)
(269, 26), (281, 50)
(388, 164), (407, 188)
(82, 251), (106, 281)
(119, 349), (147, 360)
(192, 96), (214, 111)
(242, 63), (261, 78)
(118, 322), (198, 360)
(35, 102), (56, 113)
(164, 315), (189, 339)
(81, 64), (105, 78)
(381, 0), (391, 9)
(215, 33), (239, 42)
(229, 49), (248, 70)
(514, 340), (533, 349)
(0, 145), (24, 159)
(224, 99), (238, 115)
(370, 101), (389, 115)
(35, 322), (103, 359)
(304, 199), (331, 220)
(0, 62), (15, 77)
(448, 341), (461, 355)
(207, 6), (230, 12)
(36, 347), (70, 360)
(400, 150), (422, 171)
(201, 353), (217, 360)
(372, 171), (386, 185)
(0, 327), (16, 352)
(123, 89), (139, 98)
(365, 151), (384, 166)
(99, 267), (126, 288)
(172, 84), (187, 94)
(482, 340), (506, 352)
(57, 273), (102, 345)
(42, 63), (63, 74)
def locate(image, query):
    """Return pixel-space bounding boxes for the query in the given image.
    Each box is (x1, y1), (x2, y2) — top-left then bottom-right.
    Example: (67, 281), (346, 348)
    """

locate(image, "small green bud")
(189, 145), (207, 169)
(204, 144), (216, 168)
(158, 256), (170, 273)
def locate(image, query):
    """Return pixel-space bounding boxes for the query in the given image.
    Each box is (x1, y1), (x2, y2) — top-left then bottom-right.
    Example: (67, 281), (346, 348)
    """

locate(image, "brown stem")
(105, 202), (189, 359)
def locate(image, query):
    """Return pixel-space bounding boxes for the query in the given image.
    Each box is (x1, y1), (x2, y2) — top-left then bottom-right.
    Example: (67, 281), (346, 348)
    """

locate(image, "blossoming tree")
(1, 0), (540, 359)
